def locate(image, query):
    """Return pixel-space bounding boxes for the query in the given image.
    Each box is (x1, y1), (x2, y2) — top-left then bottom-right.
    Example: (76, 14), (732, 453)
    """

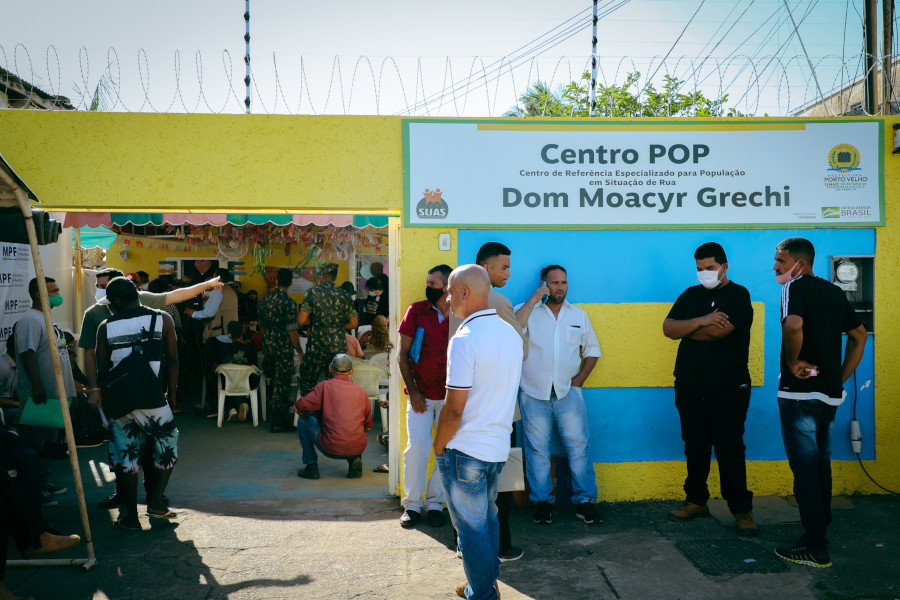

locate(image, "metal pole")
(590, 0), (599, 117)
(10, 191), (97, 569)
(244, 0), (251, 114)
(864, 0), (878, 114)
(74, 228), (84, 370)
(783, 0), (830, 116)
(884, 0), (894, 114)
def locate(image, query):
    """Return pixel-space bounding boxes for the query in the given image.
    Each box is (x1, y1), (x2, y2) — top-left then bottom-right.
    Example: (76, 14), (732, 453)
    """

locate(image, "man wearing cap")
(297, 263), (358, 396)
(294, 354), (373, 479)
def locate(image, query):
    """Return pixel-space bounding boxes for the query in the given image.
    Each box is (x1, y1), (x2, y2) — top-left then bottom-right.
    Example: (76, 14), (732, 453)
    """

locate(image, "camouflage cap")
(331, 353), (354, 373)
(320, 263), (339, 276)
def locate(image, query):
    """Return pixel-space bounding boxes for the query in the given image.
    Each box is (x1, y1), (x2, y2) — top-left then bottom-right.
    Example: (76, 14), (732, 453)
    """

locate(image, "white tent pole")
(9, 186), (97, 571)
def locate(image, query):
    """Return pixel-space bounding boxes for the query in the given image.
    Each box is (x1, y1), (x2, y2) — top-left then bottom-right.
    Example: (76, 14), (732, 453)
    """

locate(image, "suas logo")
(416, 188), (449, 219)
(827, 144), (861, 172)
(821, 207), (841, 219)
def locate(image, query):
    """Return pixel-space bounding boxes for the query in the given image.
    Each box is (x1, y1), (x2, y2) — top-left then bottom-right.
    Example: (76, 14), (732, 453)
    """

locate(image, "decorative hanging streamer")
(117, 234), (212, 253)
(117, 223), (387, 274)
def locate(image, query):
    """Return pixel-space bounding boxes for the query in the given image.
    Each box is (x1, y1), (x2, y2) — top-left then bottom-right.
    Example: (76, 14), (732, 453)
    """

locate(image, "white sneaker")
(227, 408), (238, 422)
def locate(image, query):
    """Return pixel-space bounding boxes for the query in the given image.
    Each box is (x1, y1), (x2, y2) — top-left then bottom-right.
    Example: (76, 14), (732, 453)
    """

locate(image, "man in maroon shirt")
(396, 264), (452, 528)
(295, 354), (373, 479)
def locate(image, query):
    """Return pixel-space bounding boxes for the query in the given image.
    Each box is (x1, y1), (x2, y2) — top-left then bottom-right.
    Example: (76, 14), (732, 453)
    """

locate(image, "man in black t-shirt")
(772, 237), (867, 569)
(663, 242), (757, 536)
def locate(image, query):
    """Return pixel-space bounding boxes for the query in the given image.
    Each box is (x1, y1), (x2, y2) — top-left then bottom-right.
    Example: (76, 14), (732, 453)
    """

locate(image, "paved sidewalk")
(9, 416), (899, 599)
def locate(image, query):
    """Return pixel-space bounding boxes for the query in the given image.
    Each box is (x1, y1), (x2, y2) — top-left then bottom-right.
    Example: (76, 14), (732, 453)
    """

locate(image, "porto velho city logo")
(827, 144), (861, 172)
(416, 188), (449, 219)
(821, 207), (841, 219)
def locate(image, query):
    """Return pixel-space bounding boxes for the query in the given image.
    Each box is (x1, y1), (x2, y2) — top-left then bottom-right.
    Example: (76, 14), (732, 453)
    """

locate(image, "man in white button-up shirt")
(515, 264), (602, 526)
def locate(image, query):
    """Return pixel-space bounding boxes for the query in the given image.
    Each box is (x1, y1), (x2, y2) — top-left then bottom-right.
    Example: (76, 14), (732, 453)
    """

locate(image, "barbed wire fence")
(1, 44), (896, 117)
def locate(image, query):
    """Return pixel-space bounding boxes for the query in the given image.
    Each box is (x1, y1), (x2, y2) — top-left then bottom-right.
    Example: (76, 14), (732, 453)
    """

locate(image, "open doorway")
(65, 211), (400, 499)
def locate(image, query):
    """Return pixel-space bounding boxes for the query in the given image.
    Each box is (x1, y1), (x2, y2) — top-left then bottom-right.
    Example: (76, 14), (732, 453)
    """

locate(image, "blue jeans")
(297, 416), (357, 464)
(435, 448), (502, 600)
(519, 388), (597, 504)
(778, 398), (837, 552)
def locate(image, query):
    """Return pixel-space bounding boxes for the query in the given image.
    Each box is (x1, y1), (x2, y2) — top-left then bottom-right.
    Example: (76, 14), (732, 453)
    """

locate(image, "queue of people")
(0, 234), (865, 599)
(392, 236), (866, 599)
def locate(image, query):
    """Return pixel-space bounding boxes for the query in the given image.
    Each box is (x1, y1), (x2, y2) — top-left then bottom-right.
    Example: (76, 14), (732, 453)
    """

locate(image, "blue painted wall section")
(459, 228), (876, 462)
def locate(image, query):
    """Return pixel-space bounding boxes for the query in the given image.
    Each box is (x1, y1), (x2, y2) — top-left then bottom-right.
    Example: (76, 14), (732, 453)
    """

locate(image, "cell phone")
(805, 368), (818, 377)
(541, 281), (548, 304)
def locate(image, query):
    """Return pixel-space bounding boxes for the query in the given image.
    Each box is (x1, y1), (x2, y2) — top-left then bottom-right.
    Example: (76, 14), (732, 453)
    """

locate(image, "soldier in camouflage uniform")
(259, 269), (304, 433)
(297, 263), (358, 395)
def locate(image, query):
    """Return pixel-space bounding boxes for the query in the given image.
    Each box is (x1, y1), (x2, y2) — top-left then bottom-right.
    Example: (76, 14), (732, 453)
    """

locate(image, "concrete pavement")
(8, 414), (899, 600)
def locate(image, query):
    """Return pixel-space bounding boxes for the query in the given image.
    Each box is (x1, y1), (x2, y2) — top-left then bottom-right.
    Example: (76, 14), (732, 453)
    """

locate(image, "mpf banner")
(0, 243), (34, 346)
(403, 120), (884, 228)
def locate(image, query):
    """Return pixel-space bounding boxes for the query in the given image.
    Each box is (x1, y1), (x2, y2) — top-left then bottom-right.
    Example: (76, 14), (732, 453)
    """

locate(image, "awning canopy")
(62, 213), (388, 229)
(75, 226), (117, 250)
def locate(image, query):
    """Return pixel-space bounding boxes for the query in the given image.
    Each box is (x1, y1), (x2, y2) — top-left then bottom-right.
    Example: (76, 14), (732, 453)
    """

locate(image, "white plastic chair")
(215, 364), (264, 427)
(349, 358), (390, 415)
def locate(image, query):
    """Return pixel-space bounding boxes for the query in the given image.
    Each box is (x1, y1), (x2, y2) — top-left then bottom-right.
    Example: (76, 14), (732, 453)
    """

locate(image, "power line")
(400, 5), (593, 114)
(401, 0), (634, 115)
(645, 0), (707, 85)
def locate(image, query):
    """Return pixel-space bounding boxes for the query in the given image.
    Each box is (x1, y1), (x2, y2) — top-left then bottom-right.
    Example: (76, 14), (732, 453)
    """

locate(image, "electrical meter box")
(829, 255), (874, 334)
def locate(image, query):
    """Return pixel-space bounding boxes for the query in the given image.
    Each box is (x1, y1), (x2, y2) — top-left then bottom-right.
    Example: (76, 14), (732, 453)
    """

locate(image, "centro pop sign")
(416, 188), (448, 219)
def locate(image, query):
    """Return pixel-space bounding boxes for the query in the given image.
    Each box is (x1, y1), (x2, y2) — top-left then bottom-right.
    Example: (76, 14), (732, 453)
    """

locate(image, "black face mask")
(425, 286), (445, 305)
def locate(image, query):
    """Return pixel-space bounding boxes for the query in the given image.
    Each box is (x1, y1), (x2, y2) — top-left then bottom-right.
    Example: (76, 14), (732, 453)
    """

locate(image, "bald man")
(434, 265), (523, 600)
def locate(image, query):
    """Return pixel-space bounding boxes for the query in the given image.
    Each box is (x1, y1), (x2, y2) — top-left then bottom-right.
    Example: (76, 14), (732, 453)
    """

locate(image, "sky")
(3, 0), (882, 116)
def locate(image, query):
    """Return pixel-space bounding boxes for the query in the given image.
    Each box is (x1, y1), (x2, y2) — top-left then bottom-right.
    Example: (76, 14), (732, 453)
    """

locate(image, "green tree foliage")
(505, 71), (749, 118)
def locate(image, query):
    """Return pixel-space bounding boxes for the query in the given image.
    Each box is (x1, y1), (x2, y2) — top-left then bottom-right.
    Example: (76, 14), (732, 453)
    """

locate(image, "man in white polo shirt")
(515, 264), (602, 526)
(434, 264), (523, 600)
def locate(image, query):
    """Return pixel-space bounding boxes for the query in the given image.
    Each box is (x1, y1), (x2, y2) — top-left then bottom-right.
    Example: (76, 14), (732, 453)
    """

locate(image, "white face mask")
(141, 283), (149, 291)
(697, 267), (722, 290)
(95, 288), (107, 302)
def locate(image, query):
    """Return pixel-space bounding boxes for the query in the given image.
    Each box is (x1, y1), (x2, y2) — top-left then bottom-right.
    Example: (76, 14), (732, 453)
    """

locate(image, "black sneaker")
(347, 457), (363, 478)
(97, 492), (123, 509)
(297, 464), (320, 480)
(75, 436), (105, 448)
(46, 483), (67, 495)
(498, 545), (524, 562)
(426, 509), (445, 527)
(532, 501), (552, 524)
(575, 502), (601, 524)
(399, 509), (421, 528)
(775, 543), (832, 568)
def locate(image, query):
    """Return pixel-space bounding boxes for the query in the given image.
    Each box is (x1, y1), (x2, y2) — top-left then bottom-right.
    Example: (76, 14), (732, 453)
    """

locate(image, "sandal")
(147, 509), (178, 519)
(373, 464), (389, 473)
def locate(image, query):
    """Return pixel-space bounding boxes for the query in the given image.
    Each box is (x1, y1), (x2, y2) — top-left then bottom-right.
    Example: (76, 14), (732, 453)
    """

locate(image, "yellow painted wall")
(0, 112), (402, 213)
(2, 110), (897, 501)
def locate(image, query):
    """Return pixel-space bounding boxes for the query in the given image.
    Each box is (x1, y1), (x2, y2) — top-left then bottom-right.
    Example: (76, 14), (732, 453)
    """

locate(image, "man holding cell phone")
(516, 264), (601, 525)
(396, 264), (453, 529)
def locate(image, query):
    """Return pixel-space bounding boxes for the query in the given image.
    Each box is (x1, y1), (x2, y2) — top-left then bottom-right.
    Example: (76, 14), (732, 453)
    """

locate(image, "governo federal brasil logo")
(827, 144), (861, 172)
(416, 188), (449, 219)
(821, 207), (841, 219)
